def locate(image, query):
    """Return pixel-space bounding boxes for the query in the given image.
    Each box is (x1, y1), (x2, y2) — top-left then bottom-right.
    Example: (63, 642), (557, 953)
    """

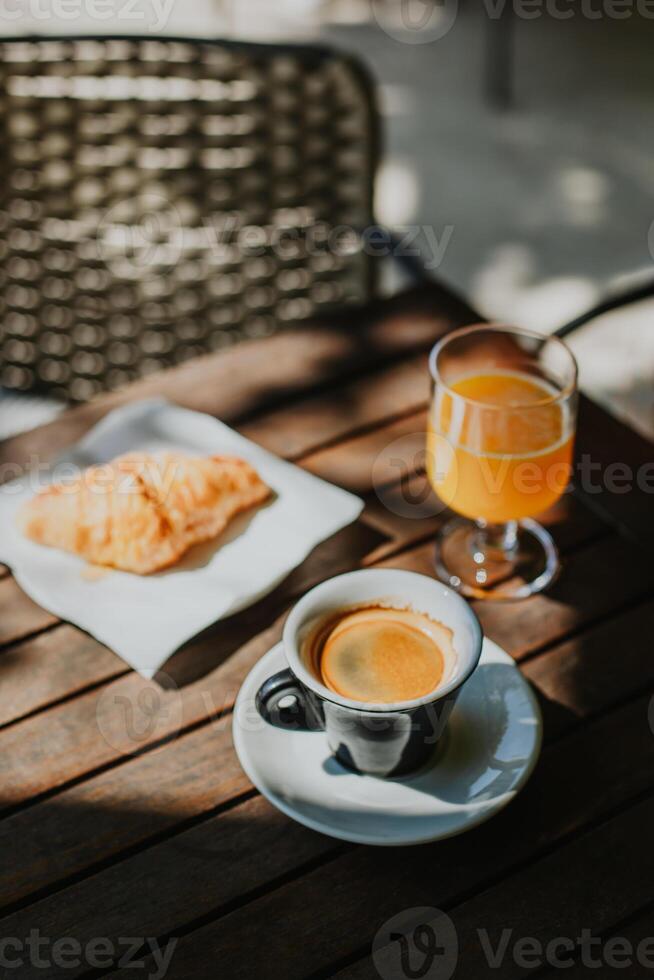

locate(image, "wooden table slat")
(336, 791), (654, 980)
(575, 394), (654, 547)
(2, 528), (650, 815)
(0, 366), (605, 732)
(0, 578), (58, 649)
(0, 283), (652, 979)
(538, 905), (654, 979)
(0, 489), (602, 734)
(0, 589), (652, 915)
(96, 693), (654, 980)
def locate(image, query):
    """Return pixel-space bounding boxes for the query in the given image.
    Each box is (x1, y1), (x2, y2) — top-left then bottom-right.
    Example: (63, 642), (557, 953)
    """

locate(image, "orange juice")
(427, 371), (574, 523)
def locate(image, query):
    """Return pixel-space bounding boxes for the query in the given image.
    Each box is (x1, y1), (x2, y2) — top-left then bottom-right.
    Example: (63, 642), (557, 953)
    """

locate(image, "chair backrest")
(0, 35), (379, 402)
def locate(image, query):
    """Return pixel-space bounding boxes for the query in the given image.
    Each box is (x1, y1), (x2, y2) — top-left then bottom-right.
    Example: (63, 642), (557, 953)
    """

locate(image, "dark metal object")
(555, 278), (654, 339)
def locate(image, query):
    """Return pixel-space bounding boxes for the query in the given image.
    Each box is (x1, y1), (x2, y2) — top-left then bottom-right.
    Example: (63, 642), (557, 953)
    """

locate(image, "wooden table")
(1, 283), (653, 979)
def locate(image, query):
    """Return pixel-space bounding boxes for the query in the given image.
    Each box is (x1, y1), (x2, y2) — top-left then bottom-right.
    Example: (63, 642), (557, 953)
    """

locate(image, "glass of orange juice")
(427, 324), (578, 600)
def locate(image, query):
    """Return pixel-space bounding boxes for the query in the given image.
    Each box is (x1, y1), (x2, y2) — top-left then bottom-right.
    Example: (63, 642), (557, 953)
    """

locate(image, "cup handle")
(255, 669), (324, 732)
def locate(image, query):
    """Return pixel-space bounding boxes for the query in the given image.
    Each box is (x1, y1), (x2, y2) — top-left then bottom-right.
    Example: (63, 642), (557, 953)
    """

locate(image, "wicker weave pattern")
(0, 37), (377, 401)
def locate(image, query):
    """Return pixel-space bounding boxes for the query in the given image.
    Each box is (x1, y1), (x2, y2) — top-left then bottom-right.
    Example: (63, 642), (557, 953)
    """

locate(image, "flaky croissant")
(18, 451), (271, 574)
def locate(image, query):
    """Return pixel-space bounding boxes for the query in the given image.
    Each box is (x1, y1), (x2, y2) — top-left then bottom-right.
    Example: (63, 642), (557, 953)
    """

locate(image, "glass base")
(434, 517), (560, 601)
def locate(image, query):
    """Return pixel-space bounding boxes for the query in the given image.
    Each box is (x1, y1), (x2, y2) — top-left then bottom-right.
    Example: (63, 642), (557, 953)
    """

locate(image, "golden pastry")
(18, 451), (271, 574)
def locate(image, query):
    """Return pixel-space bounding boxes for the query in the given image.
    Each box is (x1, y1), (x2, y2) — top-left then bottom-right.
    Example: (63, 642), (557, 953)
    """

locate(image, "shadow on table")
(156, 516), (388, 688)
(0, 687), (586, 970)
(223, 283), (478, 437)
(5, 661), (646, 978)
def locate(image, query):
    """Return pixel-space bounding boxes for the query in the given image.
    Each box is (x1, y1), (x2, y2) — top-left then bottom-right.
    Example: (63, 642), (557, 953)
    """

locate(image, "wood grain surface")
(0, 284), (652, 980)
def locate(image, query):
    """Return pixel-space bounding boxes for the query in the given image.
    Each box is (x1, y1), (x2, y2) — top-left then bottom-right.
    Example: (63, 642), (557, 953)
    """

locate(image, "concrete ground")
(323, 2), (654, 440)
(1, 0), (652, 439)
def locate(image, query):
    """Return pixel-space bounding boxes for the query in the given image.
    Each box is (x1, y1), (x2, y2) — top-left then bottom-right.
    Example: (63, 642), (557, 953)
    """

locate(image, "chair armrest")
(555, 278), (654, 338)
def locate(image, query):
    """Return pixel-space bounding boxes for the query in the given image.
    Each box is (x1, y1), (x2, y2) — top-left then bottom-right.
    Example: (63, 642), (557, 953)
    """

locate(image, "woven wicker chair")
(0, 35), (381, 403)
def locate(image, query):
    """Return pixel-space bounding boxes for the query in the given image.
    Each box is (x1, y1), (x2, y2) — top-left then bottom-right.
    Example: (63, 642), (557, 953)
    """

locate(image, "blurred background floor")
(1, 0), (653, 440)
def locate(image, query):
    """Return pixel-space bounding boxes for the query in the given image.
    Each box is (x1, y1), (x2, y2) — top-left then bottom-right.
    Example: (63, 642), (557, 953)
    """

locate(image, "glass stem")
(472, 519), (519, 563)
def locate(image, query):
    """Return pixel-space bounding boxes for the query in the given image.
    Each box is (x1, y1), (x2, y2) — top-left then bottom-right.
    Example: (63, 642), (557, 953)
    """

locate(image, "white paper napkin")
(0, 399), (363, 676)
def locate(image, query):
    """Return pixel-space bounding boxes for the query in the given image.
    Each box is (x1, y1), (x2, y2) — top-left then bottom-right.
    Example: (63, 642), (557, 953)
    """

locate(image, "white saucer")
(233, 640), (542, 846)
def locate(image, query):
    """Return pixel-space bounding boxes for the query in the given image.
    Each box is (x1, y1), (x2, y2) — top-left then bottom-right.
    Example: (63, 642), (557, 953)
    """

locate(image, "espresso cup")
(255, 569), (483, 777)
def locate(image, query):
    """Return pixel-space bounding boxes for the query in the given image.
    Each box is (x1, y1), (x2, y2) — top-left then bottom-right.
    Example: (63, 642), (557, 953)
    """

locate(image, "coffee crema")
(304, 605), (457, 704)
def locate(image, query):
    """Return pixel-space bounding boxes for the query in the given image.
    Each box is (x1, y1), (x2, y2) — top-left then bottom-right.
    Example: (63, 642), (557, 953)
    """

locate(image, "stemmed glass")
(427, 324), (578, 600)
